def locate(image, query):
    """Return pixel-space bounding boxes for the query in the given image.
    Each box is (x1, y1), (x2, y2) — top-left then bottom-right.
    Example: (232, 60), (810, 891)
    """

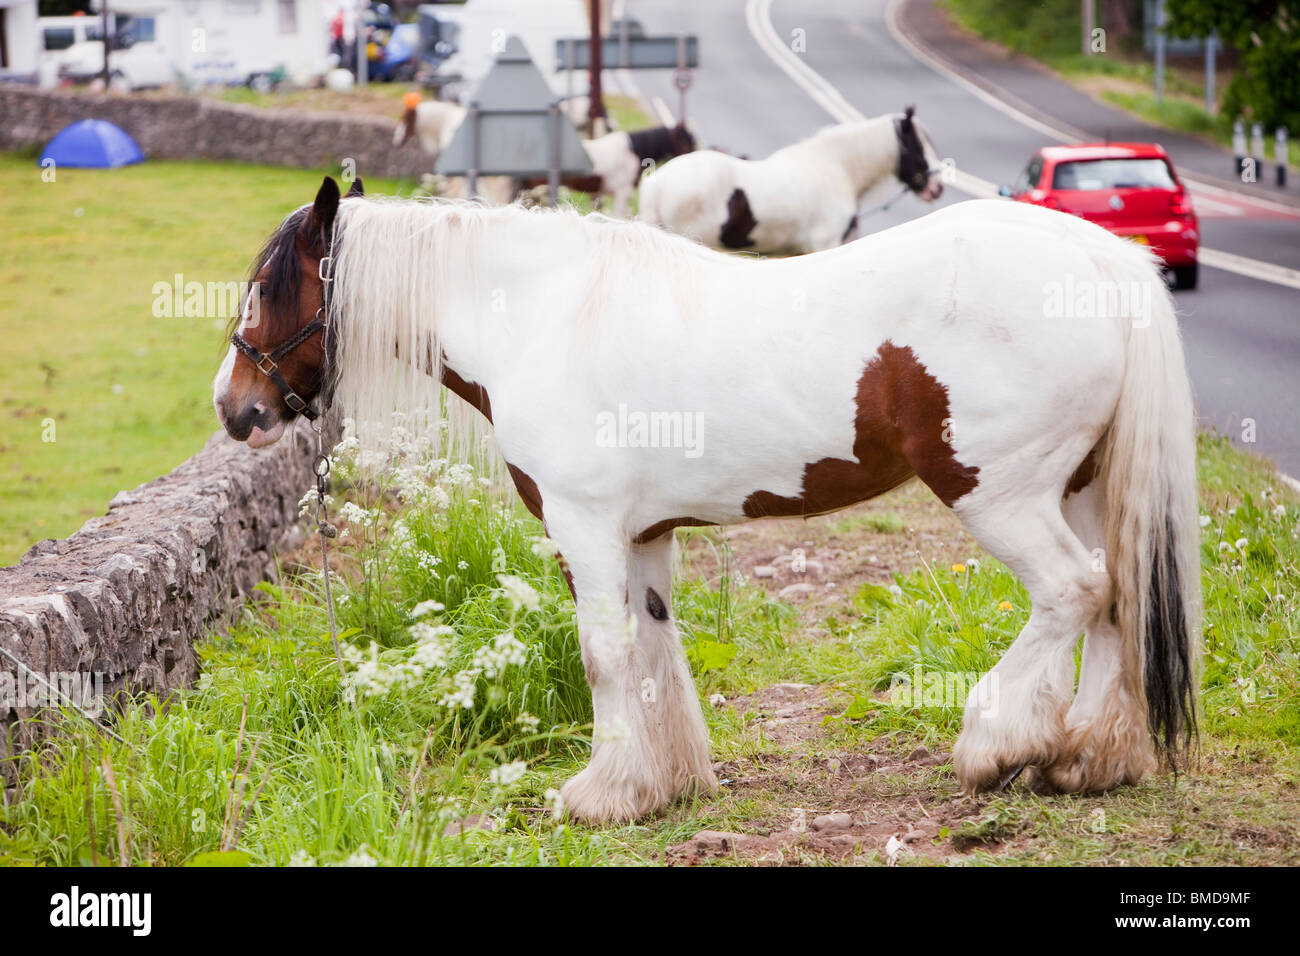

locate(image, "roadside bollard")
(1277, 127), (1288, 188)
(1233, 120), (1247, 179)
(1251, 123), (1265, 183)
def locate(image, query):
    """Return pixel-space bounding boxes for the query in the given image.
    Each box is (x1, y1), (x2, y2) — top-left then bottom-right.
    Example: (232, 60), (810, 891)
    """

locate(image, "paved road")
(620, 0), (1300, 475)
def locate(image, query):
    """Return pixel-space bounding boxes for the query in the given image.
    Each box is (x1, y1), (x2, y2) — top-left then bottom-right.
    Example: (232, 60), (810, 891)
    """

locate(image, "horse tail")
(1095, 250), (1200, 773)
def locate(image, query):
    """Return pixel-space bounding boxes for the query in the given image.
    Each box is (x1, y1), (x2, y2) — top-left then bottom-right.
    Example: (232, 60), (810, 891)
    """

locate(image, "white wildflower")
(1198, 514), (1212, 528)
(530, 536), (562, 559)
(342, 846), (379, 867)
(439, 667), (481, 710)
(489, 760), (527, 786)
(1234, 537), (1249, 552)
(497, 574), (541, 613)
(543, 787), (565, 820)
(457, 560), (469, 571)
(410, 599), (445, 620)
(515, 711), (541, 732)
(288, 849), (316, 867)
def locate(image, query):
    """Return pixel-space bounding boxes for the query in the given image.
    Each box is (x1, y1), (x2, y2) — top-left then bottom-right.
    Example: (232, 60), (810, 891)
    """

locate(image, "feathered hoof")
(559, 763), (718, 825)
(1029, 721), (1158, 794)
(953, 702), (1068, 794)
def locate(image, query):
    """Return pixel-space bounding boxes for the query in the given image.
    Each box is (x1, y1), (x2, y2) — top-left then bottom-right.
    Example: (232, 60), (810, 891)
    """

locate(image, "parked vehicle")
(55, 14), (172, 91)
(1002, 143), (1200, 289)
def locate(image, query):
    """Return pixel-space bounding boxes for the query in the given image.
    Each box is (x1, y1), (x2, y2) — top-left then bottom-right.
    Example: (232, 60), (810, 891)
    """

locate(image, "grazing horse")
(640, 107), (945, 254)
(524, 122), (697, 217)
(214, 177), (1201, 824)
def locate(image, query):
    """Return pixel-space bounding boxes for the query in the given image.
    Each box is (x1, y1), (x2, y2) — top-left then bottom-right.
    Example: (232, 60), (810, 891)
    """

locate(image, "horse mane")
(794, 115), (902, 196)
(328, 197), (714, 461)
(225, 206), (310, 343)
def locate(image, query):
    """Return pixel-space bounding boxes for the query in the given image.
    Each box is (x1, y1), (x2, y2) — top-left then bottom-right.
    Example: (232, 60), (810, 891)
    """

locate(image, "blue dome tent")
(39, 119), (145, 169)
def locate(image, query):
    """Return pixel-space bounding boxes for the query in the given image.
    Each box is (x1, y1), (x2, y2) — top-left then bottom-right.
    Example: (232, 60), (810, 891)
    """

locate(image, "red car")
(1002, 143), (1200, 289)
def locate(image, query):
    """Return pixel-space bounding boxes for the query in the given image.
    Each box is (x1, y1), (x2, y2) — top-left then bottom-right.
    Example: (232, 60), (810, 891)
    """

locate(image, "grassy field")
(943, 0), (1300, 167)
(0, 91), (656, 567)
(0, 154), (416, 565)
(1, 428), (1295, 867)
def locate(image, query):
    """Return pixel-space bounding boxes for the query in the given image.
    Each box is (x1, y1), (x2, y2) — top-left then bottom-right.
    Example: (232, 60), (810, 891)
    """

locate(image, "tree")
(1165, 0), (1300, 131)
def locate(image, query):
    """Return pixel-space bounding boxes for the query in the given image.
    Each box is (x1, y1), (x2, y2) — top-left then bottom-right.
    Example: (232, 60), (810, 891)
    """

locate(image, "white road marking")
(1198, 248), (1300, 290)
(743, 0), (1300, 290)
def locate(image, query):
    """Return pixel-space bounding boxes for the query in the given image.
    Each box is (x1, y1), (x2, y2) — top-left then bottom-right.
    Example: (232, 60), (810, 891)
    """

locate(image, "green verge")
(0, 154), (415, 566)
(1, 430), (1295, 866)
(942, 0), (1300, 167)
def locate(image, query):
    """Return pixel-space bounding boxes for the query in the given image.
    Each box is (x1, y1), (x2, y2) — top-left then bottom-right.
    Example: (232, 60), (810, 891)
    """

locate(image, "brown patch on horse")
(1065, 446), (1098, 497)
(633, 516), (714, 544)
(441, 365), (493, 422)
(396, 106), (416, 147)
(743, 341), (979, 517)
(720, 188), (758, 249)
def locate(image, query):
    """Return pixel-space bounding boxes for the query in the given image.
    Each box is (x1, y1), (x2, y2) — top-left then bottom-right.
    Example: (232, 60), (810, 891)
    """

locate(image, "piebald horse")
(524, 123), (697, 217)
(640, 106), (946, 254)
(214, 177), (1201, 824)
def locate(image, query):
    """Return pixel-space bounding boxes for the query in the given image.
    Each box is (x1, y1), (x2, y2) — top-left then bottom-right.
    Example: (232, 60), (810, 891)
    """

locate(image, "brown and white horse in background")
(213, 177), (1201, 823)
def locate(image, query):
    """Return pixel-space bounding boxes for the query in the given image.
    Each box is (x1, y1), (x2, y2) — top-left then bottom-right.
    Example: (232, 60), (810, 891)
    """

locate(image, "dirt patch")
(681, 480), (976, 624)
(668, 740), (1000, 866)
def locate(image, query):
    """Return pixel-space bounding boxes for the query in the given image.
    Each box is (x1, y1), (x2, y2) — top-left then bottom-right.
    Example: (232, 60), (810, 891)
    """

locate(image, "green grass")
(943, 0), (1300, 167)
(0, 155), (414, 565)
(1, 428), (1296, 866)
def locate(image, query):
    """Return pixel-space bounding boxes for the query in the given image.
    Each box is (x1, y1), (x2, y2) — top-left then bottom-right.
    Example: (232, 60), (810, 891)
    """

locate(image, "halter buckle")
(284, 392), (308, 413)
(318, 255), (334, 282)
(256, 354), (278, 375)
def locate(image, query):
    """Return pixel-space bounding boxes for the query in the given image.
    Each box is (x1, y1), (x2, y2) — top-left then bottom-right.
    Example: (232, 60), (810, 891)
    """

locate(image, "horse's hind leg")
(1034, 483), (1156, 792)
(951, 493), (1109, 793)
(546, 510), (715, 823)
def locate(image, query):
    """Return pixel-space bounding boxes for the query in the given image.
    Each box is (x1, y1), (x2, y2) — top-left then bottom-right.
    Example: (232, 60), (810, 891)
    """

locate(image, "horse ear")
(346, 176), (365, 198)
(307, 176), (341, 238)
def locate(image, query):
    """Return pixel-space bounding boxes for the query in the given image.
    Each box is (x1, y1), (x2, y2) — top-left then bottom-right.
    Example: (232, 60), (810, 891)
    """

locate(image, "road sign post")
(437, 37), (593, 200)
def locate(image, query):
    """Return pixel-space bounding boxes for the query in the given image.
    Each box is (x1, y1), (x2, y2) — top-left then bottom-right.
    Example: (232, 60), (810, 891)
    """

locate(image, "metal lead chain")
(313, 423), (346, 678)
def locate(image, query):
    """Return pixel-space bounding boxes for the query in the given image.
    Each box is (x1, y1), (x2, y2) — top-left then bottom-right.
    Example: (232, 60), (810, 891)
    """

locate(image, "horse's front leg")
(548, 513), (716, 823)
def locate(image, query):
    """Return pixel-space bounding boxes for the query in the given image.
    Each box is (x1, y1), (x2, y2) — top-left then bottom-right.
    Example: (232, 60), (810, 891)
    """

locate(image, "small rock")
(690, 830), (774, 854)
(708, 692), (727, 708)
(752, 564), (777, 579)
(442, 813), (498, 836)
(903, 828), (927, 844)
(907, 745), (931, 762)
(778, 582), (816, 601)
(811, 812), (853, 832)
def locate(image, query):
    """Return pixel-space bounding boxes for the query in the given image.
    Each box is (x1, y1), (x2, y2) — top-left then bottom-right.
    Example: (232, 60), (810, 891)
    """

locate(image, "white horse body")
(316, 196), (1197, 821)
(218, 188), (1199, 824)
(639, 114), (943, 254)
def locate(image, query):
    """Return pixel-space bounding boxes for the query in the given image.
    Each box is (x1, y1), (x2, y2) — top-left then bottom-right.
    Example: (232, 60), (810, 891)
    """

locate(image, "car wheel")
(1173, 263), (1198, 291)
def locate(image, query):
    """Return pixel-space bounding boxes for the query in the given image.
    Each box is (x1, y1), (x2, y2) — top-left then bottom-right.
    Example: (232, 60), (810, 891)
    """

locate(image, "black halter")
(230, 243), (334, 421)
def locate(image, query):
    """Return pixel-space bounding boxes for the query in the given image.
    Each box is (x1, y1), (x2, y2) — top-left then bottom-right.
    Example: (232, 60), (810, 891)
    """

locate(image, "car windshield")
(1052, 158), (1176, 191)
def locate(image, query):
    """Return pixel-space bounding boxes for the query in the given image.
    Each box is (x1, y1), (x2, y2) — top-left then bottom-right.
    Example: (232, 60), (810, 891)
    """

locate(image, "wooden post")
(587, 0), (605, 137)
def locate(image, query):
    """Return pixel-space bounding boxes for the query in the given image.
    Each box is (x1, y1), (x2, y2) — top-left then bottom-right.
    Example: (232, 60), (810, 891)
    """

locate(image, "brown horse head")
(213, 176), (363, 447)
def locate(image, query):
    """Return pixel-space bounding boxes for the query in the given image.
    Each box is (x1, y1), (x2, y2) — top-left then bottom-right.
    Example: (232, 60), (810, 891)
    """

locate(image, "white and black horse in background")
(640, 106), (945, 254)
(525, 122), (697, 217)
